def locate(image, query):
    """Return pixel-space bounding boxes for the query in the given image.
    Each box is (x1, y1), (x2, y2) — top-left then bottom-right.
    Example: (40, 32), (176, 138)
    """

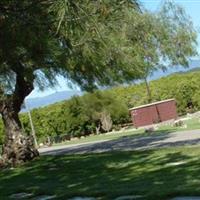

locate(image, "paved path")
(39, 129), (200, 156)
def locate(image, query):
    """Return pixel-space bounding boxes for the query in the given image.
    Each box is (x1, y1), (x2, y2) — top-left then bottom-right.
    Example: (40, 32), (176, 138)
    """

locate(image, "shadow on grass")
(1, 145), (200, 199)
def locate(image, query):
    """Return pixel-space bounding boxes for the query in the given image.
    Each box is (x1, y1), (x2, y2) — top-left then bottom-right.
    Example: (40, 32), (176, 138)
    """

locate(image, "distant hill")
(150, 59), (200, 80)
(24, 90), (82, 111)
(173, 67), (200, 75)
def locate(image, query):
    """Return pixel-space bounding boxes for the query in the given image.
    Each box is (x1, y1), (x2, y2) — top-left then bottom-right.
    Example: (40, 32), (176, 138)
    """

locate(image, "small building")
(129, 99), (177, 128)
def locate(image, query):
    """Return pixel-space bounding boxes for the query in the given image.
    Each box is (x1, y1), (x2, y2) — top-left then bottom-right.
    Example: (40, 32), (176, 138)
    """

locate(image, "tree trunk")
(155, 104), (161, 123)
(95, 123), (101, 134)
(144, 77), (152, 103)
(0, 65), (39, 167)
(0, 107), (39, 167)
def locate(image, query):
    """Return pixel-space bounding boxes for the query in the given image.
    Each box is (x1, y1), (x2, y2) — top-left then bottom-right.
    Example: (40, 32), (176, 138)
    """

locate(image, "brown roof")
(129, 99), (175, 111)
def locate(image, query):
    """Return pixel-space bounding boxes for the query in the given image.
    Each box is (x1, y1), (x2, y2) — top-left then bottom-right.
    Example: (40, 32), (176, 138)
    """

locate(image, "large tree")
(0, 0), (197, 167)
(0, 0), (140, 166)
(122, 1), (197, 103)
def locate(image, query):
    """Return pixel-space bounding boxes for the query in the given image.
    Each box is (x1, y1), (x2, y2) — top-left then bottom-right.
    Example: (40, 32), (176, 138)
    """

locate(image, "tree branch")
(12, 68), (34, 113)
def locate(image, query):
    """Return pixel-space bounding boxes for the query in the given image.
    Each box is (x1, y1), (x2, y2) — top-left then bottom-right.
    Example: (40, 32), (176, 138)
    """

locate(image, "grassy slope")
(1, 147), (200, 200)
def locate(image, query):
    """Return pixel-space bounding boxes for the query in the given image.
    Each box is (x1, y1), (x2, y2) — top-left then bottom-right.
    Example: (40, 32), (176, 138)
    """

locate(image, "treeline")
(21, 91), (129, 144)
(113, 71), (200, 114)
(1, 71), (200, 144)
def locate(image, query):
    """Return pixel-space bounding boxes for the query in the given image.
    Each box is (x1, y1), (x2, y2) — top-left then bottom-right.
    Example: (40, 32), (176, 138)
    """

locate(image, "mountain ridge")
(24, 90), (82, 111)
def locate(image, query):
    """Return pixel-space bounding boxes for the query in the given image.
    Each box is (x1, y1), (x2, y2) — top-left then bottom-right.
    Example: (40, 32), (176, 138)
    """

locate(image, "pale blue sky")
(141, 0), (200, 48)
(28, 0), (200, 98)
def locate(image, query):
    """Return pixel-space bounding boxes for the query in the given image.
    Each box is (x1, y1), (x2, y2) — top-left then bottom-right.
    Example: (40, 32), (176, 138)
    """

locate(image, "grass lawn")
(52, 117), (200, 147)
(53, 128), (145, 146)
(1, 146), (200, 200)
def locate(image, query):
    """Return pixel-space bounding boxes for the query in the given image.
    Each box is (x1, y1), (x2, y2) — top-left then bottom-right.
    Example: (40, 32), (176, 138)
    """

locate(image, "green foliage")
(0, 0), (141, 149)
(121, 1), (197, 103)
(13, 91), (129, 144)
(59, 91), (129, 137)
(0, 1), (196, 94)
(114, 1), (197, 84)
(1, 71), (200, 144)
(0, 0), (140, 94)
(112, 71), (200, 115)
(0, 0), (198, 145)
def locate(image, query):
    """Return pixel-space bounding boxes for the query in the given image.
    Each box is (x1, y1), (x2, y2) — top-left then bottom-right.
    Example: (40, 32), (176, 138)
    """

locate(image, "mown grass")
(1, 146), (200, 200)
(53, 128), (145, 147)
(53, 117), (200, 147)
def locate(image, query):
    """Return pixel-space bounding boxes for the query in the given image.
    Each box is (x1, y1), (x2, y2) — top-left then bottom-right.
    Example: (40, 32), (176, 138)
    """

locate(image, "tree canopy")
(0, 0), (140, 95)
(0, 0), (142, 166)
(0, 0), (198, 166)
(0, 1), (197, 98)
(118, 1), (197, 102)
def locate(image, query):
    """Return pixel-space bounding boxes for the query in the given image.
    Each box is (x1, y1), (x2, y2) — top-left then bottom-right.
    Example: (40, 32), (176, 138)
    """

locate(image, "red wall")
(130, 100), (177, 128)
(157, 100), (177, 122)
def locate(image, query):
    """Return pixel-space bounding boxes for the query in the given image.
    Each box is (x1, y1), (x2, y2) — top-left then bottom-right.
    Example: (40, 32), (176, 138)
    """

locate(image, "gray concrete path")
(39, 129), (200, 156)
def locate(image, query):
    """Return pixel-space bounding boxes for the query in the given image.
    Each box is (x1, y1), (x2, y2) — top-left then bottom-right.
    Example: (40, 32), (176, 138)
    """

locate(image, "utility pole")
(24, 100), (38, 148)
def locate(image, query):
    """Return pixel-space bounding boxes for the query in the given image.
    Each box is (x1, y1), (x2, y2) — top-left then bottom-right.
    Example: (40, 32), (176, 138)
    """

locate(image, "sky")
(28, 0), (200, 99)
(141, 0), (200, 50)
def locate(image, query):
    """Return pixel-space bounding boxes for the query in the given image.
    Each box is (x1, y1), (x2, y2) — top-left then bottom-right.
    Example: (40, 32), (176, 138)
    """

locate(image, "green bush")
(1, 71), (200, 144)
